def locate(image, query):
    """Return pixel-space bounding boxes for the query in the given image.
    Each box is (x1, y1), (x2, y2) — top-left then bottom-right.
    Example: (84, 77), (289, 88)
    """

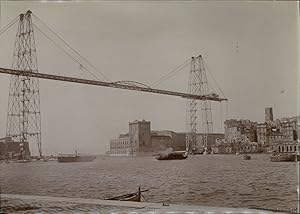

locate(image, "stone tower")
(129, 120), (151, 153)
(265, 107), (273, 123)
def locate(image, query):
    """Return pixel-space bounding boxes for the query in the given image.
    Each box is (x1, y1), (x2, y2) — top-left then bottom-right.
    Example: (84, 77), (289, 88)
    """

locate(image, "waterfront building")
(222, 108), (299, 154)
(110, 120), (152, 156)
(256, 108), (299, 152)
(265, 117), (298, 153)
(151, 130), (224, 152)
(224, 119), (257, 144)
(212, 140), (259, 154)
(256, 123), (267, 147)
(109, 134), (131, 156)
(151, 131), (176, 151)
(280, 117), (298, 141)
(271, 141), (297, 153)
(0, 137), (31, 160)
(129, 120), (152, 153)
(109, 120), (224, 156)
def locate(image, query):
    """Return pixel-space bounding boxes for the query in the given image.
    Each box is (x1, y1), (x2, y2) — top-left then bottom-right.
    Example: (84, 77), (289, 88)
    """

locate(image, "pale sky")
(0, 1), (298, 155)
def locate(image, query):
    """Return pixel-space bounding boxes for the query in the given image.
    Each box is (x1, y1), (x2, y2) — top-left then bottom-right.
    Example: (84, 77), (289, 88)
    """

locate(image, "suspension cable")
(0, 16), (19, 37)
(202, 58), (227, 99)
(33, 23), (102, 81)
(226, 100), (229, 120)
(150, 58), (191, 88)
(220, 102), (223, 132)
(32, 13), (112, 82)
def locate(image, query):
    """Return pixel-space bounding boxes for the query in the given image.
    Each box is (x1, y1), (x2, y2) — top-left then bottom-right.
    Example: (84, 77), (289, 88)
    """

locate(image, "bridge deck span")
(0, 68), (227, 102)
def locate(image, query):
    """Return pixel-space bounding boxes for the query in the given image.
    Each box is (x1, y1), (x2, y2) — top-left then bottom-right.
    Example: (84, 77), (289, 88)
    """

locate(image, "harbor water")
(0, 154), (297, 211)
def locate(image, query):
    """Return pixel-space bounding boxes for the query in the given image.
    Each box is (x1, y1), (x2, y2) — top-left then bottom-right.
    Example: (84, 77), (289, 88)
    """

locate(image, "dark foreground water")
(0, 154), (298, 211)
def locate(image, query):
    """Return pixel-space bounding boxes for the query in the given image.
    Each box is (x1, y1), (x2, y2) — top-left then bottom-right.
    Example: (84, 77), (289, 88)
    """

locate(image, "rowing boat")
(106, 187), (149, 202)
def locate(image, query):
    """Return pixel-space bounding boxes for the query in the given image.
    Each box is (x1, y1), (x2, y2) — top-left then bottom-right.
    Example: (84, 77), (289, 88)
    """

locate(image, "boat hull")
(107, 192), (140, 202)
(242, 155), (251, 160)
(270, 154), (295, 162)
(106, 187), (149, 202)
(156, 152), (188, 160)
(57, 155), (96, 163)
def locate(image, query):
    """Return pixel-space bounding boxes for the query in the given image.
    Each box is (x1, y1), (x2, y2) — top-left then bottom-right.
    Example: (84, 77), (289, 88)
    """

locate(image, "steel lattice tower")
(186, 55), (213, 154)
(6, 10), (42, 157)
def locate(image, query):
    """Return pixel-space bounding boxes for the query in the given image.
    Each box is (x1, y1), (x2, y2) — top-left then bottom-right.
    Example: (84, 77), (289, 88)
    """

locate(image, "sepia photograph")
(0, 1), (299, 213)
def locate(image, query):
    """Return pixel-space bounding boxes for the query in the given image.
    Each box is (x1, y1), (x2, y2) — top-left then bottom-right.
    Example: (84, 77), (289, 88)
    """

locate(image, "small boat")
(106, 187), (149, 202)
(156, 151), (188, 160)
(270, 153), (296, 162)
(57, 151), (96, 163)
(242, 154), (251, 160)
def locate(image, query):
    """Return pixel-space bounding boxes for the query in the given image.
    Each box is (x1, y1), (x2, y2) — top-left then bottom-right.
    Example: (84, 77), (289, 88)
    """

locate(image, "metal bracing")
(186, 55), (215, 154)
(186, 57), (199, 153)
(6, 11), (42, 157)
(198, 56), (213, 151)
